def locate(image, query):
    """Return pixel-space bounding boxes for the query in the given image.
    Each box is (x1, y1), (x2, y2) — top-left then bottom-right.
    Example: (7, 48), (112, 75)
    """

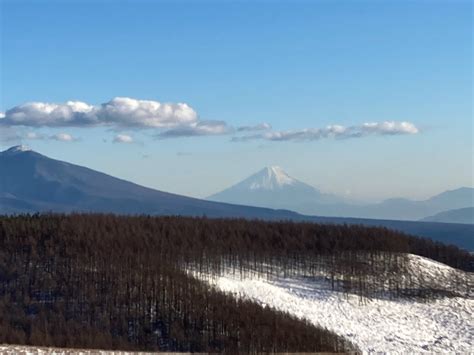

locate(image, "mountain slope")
(208, 166), (344, 212)
(421, 207), (474, 224)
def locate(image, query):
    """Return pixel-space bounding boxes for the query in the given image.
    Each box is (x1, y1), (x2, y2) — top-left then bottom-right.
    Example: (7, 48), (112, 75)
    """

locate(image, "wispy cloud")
(233, 121), (419, 142)
(113, 134), (134, 144)
(237, 122), (272, 132)
(157, 120), (232, 138)
(0, 127), (21, 144)
(50, 133), (78, 142)
(25, 132), (45, 140)
(23, 131), (78, 142)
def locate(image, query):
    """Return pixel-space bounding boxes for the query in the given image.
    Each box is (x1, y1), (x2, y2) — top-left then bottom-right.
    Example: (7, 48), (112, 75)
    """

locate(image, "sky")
(0, 0), (472, 202)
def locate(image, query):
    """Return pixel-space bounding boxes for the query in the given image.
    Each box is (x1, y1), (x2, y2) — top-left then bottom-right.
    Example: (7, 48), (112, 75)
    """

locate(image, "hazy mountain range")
(421, 207), (474, 224)
(1, 146), (473, 250)
(208, 166), (474, 222)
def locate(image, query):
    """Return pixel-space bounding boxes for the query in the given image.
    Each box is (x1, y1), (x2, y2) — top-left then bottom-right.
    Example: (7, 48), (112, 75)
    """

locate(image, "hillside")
(421, 207), (474, 224)
(198, 254), (473, 353)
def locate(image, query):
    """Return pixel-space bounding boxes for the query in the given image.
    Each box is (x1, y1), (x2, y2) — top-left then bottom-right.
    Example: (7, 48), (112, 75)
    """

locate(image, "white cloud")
(3, 101), (96, 127)
(50, 133), (78, 142)
(99, 97), (197, 128)
(25, 132), (46, 140)
(1, 97), (198, 129)
(233, 121), (419, 142)
(113, 134), (134, 144)
(237, 122), (272, 132)
(157, 120), (232, 138)
(361, 121), (419, 135)
(0, 112), (5, 119)
(21, 131), (78, 142)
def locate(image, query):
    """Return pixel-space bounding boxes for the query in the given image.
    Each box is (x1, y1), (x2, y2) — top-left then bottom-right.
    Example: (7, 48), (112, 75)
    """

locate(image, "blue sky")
(1, 0), (472, 201)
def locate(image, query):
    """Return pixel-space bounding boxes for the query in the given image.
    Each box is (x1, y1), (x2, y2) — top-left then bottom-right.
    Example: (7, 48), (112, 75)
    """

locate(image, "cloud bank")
(232, 121), (419, 142)
(1, 97), (420, 143)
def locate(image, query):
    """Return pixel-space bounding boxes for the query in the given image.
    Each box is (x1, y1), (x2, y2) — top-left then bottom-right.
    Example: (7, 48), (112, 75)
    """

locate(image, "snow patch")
(2, 145), (32, 154)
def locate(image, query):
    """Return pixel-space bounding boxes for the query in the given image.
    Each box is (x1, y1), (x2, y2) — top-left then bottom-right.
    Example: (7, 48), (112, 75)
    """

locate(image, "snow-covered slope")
(194, 254), (473, 353)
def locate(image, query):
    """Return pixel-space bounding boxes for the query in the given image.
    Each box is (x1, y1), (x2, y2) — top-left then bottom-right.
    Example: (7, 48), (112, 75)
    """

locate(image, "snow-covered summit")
(250, 166), (296, 190)
(2, 145), (32, 154)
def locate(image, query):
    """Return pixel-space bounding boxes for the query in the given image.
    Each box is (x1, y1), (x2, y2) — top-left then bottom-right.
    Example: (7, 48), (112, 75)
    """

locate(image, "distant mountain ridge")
(208, 167), (474, 221)
(421, 207), (474, 224)
(1, 146), (473, 250)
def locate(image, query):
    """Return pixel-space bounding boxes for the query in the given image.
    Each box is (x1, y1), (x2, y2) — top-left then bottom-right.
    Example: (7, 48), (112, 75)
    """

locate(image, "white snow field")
(194, 254), (474, 353)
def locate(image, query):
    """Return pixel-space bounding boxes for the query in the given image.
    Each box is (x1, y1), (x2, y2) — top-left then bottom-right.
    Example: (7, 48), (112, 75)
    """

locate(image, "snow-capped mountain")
(208, 166), (474, 221)
(208, 166), (344, 211)
(2, 145), (32, 154)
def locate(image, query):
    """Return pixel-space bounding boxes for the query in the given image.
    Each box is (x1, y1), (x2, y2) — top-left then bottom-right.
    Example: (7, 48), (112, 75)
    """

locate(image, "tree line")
(0, 213), (472, 351)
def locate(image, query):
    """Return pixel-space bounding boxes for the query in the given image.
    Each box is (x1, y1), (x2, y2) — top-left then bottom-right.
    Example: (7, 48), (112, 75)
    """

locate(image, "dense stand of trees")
(0, 214), (472, 351)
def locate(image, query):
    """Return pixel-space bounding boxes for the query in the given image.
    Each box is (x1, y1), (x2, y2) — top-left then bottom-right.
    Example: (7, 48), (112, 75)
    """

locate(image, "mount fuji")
(208, 166), (347, 213)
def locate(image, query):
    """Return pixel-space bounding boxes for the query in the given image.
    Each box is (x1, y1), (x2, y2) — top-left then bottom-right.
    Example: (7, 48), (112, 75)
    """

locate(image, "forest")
(0, 214), (472, 352)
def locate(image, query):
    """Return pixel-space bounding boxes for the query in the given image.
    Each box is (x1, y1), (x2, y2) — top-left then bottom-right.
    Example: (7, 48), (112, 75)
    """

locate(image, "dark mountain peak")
(2, 145), (33, 155)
